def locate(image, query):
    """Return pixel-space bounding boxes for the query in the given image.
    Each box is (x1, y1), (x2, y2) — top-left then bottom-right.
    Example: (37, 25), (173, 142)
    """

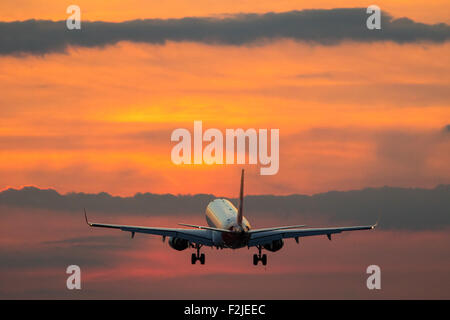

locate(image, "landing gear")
(261, 254), (267, 266)
(253, 246), (267, 266)
(191, 244), (205, 265)
(200, 253), (205, 265)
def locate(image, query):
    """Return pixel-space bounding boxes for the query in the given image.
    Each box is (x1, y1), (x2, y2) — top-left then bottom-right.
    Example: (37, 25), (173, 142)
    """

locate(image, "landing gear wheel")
(191, 244), (204, 265)
(253, 254), (258, 266)
(253, 246), (267, 266)
(261, 254), (267, 266)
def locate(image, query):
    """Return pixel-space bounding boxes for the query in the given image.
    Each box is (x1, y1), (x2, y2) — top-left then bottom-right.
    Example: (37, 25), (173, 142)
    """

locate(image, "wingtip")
(372, 213), (381, 229)
(84, 208), (92, 226)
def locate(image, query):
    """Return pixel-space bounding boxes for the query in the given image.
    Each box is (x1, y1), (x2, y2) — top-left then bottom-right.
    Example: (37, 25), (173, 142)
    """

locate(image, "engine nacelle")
(168, 237), (189, 251)
(263, 239), (284, 252)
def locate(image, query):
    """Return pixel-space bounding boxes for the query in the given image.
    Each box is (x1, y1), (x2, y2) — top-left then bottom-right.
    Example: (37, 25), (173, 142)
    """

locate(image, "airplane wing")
(84, 210), (214, 246)
(248, 223), (376, 247)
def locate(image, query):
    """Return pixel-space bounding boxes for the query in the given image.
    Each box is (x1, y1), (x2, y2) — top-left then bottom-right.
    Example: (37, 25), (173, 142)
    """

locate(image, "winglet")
(84, 208), (92, 226)
(372, 213), (381, 229)
(372, 220), (379, 230)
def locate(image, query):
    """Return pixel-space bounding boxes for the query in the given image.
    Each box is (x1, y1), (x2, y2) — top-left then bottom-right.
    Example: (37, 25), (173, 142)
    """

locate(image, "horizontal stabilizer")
(249, 225), (307, 233)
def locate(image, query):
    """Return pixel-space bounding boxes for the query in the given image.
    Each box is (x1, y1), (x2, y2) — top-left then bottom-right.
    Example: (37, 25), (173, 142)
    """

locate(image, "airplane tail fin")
(237, 169), (244, 226)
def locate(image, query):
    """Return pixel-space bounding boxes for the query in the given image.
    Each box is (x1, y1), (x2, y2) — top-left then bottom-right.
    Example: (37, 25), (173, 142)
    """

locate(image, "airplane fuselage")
(206, 199), (251, 248)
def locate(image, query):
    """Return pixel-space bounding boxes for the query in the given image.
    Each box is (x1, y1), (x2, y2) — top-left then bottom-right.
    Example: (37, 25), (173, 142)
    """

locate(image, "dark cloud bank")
(1, 8), (449, 55)
(1, 184), (449, 230)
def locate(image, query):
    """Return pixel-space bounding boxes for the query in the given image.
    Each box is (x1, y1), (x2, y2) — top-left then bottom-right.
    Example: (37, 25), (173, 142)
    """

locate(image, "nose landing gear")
(253, 245), (267, 266)
(191, 244), (205, 265)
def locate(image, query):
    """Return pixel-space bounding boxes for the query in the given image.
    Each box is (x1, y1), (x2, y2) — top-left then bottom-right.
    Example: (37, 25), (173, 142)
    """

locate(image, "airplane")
(85, 169), (377, 265)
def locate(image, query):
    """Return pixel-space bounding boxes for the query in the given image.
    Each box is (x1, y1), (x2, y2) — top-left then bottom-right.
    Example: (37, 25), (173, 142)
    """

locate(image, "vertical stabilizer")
(237, 169), (244, 226)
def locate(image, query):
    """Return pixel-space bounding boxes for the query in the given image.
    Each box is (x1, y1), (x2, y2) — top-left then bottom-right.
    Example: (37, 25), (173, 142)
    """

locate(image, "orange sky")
(0, 3), (450, 300)
(1, 0), (449, 23)
(0, 2), (449, 196)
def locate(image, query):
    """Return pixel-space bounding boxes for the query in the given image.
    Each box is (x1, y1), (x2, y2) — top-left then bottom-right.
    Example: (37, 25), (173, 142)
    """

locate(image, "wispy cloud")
(1, 184), (449, 230)
(1, 9), (449, 55)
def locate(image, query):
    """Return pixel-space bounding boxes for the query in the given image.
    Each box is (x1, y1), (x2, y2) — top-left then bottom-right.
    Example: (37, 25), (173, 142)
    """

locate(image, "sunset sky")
(0, 1), (449, 299)
(0, 0), (449, 197)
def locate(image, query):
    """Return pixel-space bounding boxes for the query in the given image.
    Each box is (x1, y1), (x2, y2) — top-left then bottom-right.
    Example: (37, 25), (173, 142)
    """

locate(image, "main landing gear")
(253, 245), (267, 266)
(191, 244), (205, 265)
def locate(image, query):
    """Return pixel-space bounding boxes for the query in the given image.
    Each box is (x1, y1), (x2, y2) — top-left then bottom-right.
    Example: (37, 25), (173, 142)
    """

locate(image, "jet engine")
(168, 237), (189, 251)
(263, 239), (284, 252)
